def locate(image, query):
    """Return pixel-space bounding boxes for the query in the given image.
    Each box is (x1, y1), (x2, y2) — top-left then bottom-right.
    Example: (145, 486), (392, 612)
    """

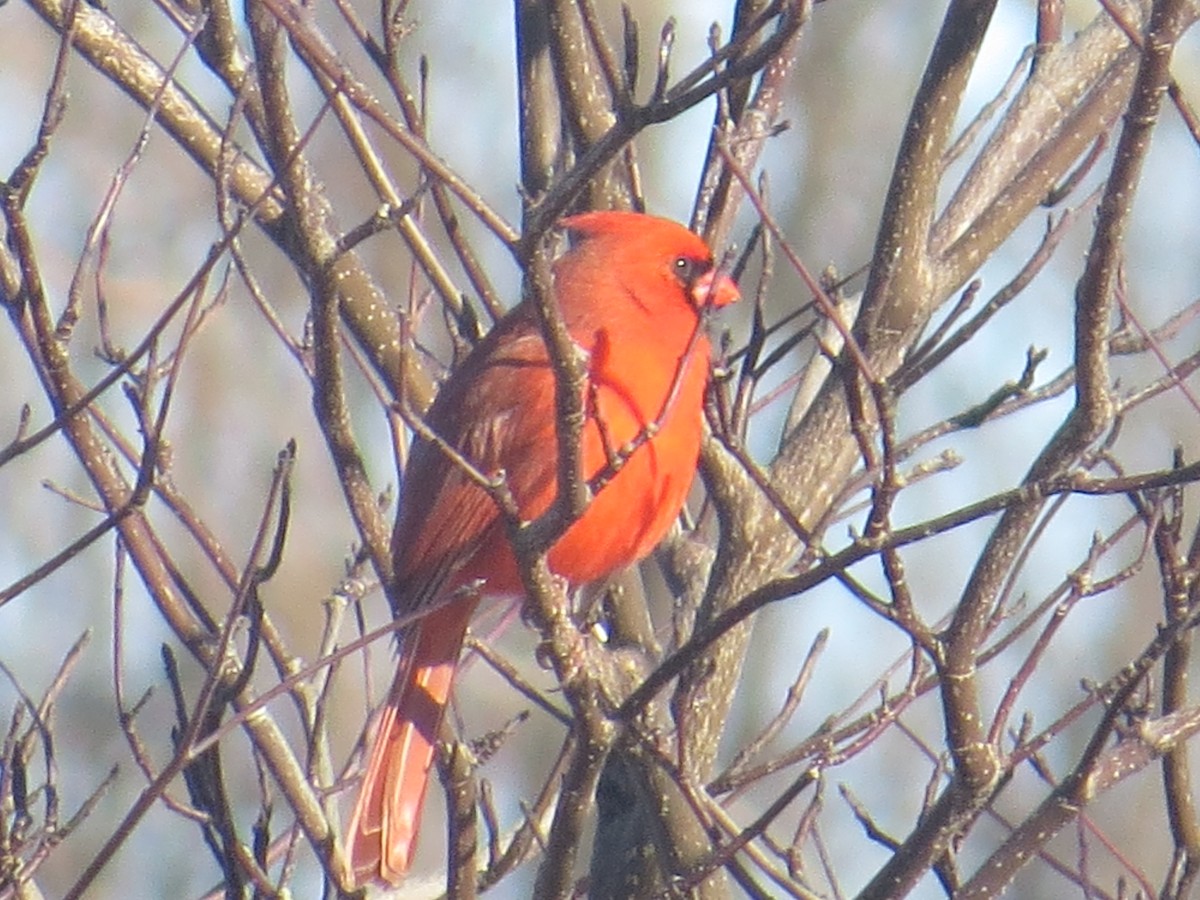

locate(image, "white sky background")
(1, 0), (1199, 896)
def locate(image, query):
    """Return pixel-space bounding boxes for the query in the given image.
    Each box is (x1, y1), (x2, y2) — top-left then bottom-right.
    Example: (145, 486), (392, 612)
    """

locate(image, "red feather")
(345, 211), (739, 885)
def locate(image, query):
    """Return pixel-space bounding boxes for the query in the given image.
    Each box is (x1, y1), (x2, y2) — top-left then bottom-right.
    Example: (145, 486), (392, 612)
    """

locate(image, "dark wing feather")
(390, 318), (556, 618)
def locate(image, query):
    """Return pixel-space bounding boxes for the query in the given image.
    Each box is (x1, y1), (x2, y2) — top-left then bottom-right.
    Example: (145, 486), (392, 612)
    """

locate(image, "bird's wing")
(389, 324), (557, 618)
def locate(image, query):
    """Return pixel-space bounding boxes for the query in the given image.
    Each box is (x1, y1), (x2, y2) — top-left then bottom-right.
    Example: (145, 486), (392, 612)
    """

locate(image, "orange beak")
(691, 269), (740, 309)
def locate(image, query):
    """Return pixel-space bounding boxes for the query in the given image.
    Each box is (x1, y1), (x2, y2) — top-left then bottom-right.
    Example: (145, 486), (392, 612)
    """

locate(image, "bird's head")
(559, 211), (740, 318)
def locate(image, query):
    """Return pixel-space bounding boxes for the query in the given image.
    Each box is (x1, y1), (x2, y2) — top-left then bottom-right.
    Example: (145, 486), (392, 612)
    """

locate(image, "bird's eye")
(673, 256), (707, 285)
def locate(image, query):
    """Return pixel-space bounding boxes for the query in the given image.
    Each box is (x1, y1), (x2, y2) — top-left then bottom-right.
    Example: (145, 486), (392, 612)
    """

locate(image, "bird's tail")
(344, 600), (474, 887)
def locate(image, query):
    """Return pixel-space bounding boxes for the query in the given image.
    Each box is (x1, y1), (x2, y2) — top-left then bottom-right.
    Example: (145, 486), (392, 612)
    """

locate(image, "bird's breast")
(540, 325), (711, 582)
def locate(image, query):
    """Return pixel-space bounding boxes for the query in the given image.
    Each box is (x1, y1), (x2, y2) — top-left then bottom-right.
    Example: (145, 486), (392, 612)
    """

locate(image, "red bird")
(344, 210), (739, 886)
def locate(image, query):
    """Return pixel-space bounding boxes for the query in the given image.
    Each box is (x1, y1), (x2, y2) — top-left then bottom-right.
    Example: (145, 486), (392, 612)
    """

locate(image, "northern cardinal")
(344, 210), (739, 886)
